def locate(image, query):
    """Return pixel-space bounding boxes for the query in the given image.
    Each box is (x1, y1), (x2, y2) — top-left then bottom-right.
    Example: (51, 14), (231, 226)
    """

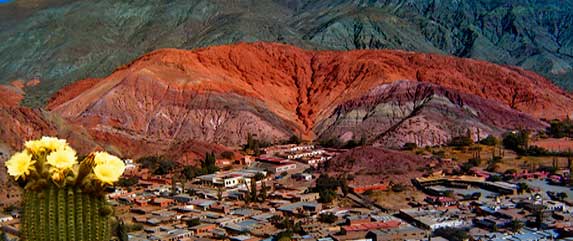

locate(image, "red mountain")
(46, 42), (572, 152)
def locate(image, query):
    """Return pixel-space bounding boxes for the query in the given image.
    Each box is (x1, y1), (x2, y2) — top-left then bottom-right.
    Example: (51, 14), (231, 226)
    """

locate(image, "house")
(366, 226), (428, 241)
(190, 224), (217, 236)
(296, 193), (320, 202)
(172, 194), (195, 203)
(134, 198), (149, 207)
(278, 202), (322, 215)
(152, 198), (175, 207)
(229, 234), (259, 241)
(189, 199), (216, 211)
(346, 215), (371, 225)
(252, 157), (297, 173)
(251, 161), (297, 174)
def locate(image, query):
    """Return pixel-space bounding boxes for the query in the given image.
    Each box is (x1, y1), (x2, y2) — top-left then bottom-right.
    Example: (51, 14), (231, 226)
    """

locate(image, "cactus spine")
(22, 186), (111, 241)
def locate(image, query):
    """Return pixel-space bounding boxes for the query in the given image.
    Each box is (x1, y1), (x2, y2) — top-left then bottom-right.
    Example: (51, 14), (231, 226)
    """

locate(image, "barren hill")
(48, 42), (572, 148)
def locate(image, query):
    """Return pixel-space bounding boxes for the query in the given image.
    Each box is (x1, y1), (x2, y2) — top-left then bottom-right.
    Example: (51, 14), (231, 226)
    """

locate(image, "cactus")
(4, 137), (125, 240)
(21, 185), (112, 241)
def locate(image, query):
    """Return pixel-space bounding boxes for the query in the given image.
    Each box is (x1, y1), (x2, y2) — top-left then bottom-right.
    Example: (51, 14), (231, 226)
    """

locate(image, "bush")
(503, 130), (529, 152)
(318, 213), (337, 224)
(118, 177), (139, 187)
(547, 118), (573, 138)
(287, 135), (301, 144)
(432, 150), (446, 158)
(391, 183), (405, 193)
(319, 137), (342, 148)
(433, 227), (469, 241)
(138, 156), (177, 175)
(479, 135), (498, 146)
(468, 157), (481, 167)
(449, 135), (473, 147)
(403, 142), (418, 150)
(220, 151), (235, 160)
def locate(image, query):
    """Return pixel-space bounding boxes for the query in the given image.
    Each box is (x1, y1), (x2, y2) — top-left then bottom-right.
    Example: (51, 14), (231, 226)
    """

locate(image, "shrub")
(220, 151), (235, 160)
(318, 213), (337, 224)
(449, 135), (473, 147)
(479, 135), (498, 146)
(403, 142), (418, 150)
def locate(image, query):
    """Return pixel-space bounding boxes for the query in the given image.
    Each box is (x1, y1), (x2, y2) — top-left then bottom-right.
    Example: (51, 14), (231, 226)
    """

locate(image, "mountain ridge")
(47, 42), (572, 150)
(1, 0), (572, 106)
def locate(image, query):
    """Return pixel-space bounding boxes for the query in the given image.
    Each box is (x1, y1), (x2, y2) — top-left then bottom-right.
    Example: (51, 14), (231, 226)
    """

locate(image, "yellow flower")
(25, 136), (69, 153)
(51, 171), (64, 182)
(5, 151), (35, 180)
(93, 159), (125, 185)
(94, 151), (122, 166)
(46, 148), (77, 170)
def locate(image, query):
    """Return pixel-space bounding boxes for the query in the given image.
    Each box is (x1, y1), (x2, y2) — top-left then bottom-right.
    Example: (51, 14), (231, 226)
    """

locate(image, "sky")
(0, 0), (13, 3)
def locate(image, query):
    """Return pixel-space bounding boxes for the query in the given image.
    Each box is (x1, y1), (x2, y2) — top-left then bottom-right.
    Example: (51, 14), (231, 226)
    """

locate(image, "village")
(1, 141), (573, 241)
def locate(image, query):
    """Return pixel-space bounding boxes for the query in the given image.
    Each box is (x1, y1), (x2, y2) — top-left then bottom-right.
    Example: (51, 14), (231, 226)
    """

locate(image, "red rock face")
(48, 42), (573, 149)
(0, 85), (23, 107)
(316, 81), (549, 148)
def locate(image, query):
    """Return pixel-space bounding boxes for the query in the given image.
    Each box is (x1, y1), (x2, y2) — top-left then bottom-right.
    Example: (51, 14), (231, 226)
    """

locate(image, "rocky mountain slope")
(1, 0), (572, 106)
(48, 42), (573, 149)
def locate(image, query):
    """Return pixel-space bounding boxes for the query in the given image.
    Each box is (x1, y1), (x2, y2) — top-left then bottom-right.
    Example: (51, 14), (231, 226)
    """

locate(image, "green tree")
(183, 165), (199, 180)
(339, 177), (350, 197)
(318, 212), (337, 224)
(259, 182), (268, 202)
(449, 135), (473, 147)
(155, 159), (176, 175)
(217, 186), (223, 201)
(403, 142), (418, 150)
(391, 183), (405, 193)
(319, 189), (336, 203)
(508, 220), (524, 233)
(287, 135), (301, 144)
(246, 133), (255, 150)
(433, 227), (469, 241)
(556, 192), (568, 201)
(480, 135), (499, 146)
(254, 172), (266, 181)
(220, 151), (235, 160)
(517, 182), (530, 194)
(200, 152), (219, 174)
(503, 130), (530, 152)
(118, 177), (138, 187)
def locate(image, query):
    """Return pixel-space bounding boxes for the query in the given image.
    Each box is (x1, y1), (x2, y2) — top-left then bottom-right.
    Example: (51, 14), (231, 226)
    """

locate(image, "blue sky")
(0, 0), (13, 3)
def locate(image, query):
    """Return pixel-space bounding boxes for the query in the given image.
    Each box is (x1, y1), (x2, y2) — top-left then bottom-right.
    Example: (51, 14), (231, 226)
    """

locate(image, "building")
(296, 193), (320, 202)
(399, 208), (471, 230)
(196, 169), (267, 188)
(152, 198), (175, 207)
(278, 202), (322, 215)
(366, 225), (428, 241)
(251, 158), (297, 174)
(190, 224), (217, 236)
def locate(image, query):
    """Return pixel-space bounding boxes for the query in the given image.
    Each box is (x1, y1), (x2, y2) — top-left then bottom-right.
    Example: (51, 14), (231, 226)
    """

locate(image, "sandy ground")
(367, 188), (426, 211)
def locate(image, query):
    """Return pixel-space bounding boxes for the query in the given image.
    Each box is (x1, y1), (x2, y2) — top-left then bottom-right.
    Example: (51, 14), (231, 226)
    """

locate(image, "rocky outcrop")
(0, 85), (23, 107)
(49, 42), (573, 148)
(315, 81), (547, 148)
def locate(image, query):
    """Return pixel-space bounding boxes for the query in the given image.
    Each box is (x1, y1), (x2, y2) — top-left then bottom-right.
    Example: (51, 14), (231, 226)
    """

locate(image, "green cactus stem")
(22, 186), (112, 241)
